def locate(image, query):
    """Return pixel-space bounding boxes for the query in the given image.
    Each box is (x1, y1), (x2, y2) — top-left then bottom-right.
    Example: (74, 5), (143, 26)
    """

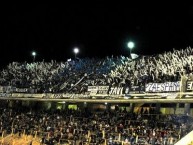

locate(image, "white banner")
(186, 81), (193, 91)
(15, 88), (28, 93)
(108, 87), (124, 95)
(88, 86), (109, 95)
(145, 82), (180, 92)
(88, 86), (98, 94)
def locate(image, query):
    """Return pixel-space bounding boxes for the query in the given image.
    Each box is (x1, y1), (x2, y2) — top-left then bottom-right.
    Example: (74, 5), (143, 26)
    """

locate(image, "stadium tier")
(0, 101), (192, 145)
(0, 47), (193, 144)
(0, 47), (193, 97)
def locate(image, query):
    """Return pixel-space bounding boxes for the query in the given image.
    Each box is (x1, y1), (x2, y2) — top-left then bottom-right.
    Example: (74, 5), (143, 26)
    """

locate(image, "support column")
(184, 103), (190, 115)
(174, 103), (180, 114)
(62, 102), (68, 110)
(130, 103), (135, 113)
(155, 103), (161, 114)
(155, 103), (161, 120)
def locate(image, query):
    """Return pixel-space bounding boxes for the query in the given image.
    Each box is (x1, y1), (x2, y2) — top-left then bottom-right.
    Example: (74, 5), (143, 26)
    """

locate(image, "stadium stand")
(0, 104), (192, 145)
(0, 47), (193, 94)
(0, 47), (193, 144)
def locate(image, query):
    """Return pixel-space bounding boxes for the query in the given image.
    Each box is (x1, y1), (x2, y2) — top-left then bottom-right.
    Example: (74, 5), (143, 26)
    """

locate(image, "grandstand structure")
(0, 47), (193, 144)
(0, 47), (193, 113)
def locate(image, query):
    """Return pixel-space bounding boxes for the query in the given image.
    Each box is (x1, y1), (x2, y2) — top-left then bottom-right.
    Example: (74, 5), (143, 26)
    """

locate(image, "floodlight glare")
(73, 48), (79, 54)
(32, 51), (36, 61)
(73, 47), (79, 59)
(32, 51), (36, 56)
(127, 41), (135, 49)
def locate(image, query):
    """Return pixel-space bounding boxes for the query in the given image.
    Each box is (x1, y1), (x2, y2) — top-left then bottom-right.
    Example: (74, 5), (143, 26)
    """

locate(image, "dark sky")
(1, 3), (193, 66)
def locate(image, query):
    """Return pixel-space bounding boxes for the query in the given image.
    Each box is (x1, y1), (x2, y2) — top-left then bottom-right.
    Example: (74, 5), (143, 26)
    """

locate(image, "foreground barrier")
(175, 130), (193, 145)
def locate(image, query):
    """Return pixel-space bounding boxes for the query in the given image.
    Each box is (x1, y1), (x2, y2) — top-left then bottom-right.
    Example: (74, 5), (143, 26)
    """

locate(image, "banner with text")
(108, 87), (124, 95)
(186, 81), (193, 91)
(128, 85), (145, 94)
(145, 82), (180, 92)
(88, 86), (126, 96)
(88, 86), (109, 95)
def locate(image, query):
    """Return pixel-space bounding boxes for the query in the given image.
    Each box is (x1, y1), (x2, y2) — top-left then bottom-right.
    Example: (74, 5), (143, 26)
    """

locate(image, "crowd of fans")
(0, 47), (193, 144)
(0, 47), (193, 94)
(0, 102), (192, 145)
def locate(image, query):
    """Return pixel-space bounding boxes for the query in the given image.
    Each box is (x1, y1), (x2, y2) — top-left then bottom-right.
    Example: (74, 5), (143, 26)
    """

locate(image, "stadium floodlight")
(127, 41), (135, 58)
(127, 41), (134, 49)
(73, 47), (79, 59)
(32, 51), (36, 62)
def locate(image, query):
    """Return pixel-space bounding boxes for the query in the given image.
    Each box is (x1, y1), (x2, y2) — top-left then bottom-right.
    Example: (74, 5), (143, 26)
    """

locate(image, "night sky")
(1, 3), (193, 67)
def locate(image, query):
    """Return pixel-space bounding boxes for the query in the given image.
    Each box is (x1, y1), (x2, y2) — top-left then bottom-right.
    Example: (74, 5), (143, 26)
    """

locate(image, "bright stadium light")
(127, 41), (135, 49)
(73, 47), (79, 59)
(32, 51), (36, 61)
(127, 41), (135, 58)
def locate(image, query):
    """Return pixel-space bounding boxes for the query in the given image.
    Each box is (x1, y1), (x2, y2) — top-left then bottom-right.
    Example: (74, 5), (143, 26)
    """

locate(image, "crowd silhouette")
(0, 47), (193, 94)
(0, 101), (191, 145)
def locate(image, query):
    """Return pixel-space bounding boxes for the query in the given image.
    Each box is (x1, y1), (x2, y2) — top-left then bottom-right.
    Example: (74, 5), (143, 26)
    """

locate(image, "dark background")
(1, 3), (193, 67)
